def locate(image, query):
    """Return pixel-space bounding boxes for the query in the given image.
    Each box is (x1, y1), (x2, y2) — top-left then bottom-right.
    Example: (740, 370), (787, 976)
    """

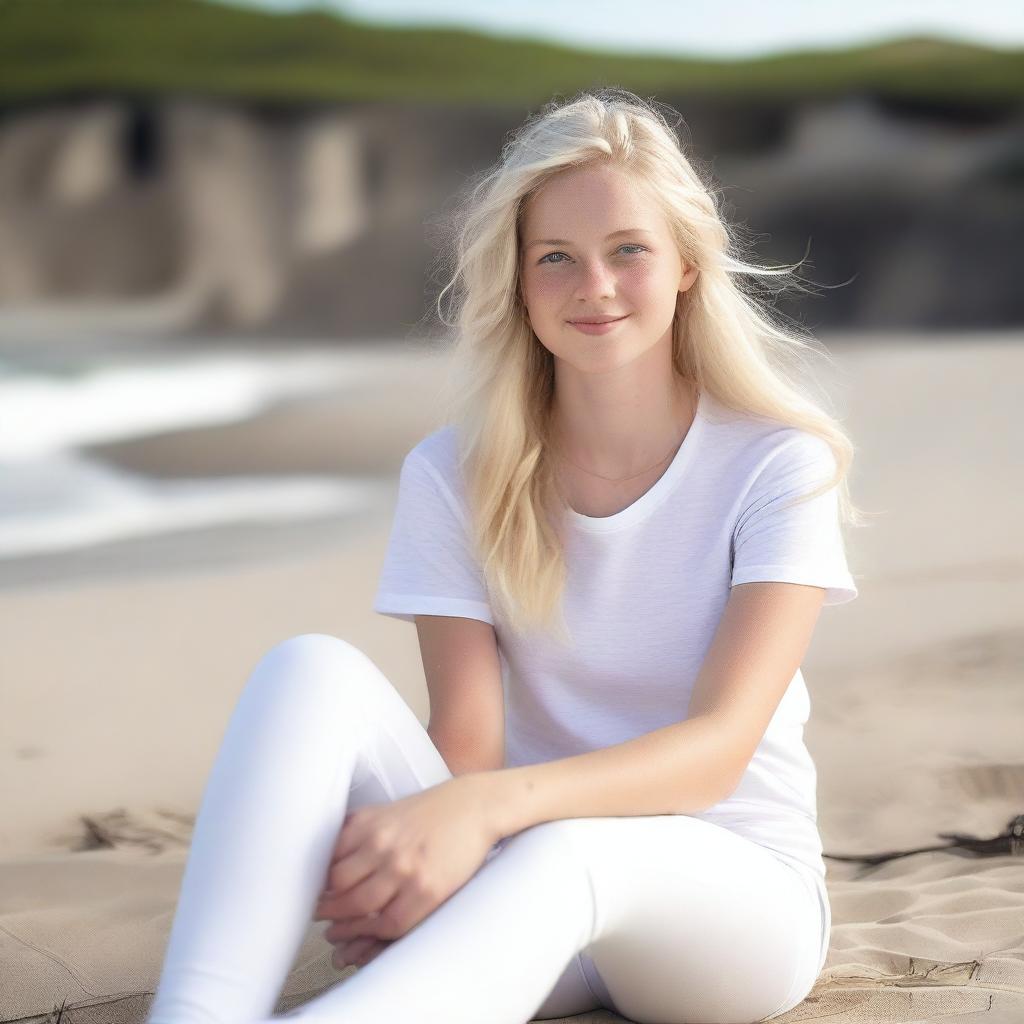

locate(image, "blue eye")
(538, 244), (647, 265)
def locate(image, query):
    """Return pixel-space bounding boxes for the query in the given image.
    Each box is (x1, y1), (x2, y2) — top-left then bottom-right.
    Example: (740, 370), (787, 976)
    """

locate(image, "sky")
(220, 0), (1024, 59)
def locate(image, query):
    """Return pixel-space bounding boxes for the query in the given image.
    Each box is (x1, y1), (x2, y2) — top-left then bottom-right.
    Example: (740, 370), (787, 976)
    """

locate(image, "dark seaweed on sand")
(824, 812), (1024, 872)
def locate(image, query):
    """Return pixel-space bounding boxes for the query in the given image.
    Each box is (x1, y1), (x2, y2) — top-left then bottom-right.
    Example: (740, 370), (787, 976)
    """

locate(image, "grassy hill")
(0, 0), (1020, 104)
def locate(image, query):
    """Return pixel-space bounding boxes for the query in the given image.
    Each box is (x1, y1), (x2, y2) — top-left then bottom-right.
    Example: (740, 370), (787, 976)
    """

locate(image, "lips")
(568, 315), (627, 324)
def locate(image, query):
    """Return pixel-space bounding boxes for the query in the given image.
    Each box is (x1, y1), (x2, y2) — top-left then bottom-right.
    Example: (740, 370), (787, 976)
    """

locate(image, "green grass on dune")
(0, 0), (1020, 104)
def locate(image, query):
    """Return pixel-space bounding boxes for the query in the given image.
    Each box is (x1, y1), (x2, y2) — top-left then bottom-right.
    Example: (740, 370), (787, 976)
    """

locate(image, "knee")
(266, 631), (365, 664)
(247, 632), (377, 700)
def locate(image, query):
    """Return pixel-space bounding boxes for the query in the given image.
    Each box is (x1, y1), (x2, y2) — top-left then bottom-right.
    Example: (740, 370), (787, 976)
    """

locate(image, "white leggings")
(146, 633), (828, 1024)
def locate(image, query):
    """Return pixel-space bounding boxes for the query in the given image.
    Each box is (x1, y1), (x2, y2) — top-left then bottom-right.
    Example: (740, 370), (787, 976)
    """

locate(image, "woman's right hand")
(316, 821), (396, 969)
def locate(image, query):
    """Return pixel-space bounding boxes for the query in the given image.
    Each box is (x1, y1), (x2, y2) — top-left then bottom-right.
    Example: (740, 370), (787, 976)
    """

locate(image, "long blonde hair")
(423, 87), (866, 645)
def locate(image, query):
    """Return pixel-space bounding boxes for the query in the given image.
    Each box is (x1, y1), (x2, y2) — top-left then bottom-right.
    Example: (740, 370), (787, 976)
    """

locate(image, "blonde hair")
(423, 87), (866, 645)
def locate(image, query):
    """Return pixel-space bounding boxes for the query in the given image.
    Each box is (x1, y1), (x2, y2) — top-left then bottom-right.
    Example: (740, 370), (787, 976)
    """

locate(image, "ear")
(679, 263), (699, 293)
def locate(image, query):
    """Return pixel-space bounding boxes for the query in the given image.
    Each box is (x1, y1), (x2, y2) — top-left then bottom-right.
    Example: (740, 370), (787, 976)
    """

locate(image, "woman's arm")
(475, 580), (827, 837)
(416, 614), (505, 776)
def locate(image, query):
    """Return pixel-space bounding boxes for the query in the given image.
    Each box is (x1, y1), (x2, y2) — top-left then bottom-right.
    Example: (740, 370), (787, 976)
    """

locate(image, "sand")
(2, 332), (1022, 1023)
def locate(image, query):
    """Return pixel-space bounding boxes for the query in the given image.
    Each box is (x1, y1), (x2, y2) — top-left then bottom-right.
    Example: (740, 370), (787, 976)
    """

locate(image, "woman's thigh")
(556, 814), (821, 1024)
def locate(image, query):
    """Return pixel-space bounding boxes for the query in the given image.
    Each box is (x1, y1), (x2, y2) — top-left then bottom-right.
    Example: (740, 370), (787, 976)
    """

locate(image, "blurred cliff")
(0, 0), (1021, 343)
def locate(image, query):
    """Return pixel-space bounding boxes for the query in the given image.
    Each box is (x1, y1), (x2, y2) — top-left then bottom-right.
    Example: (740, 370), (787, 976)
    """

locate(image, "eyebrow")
(524, 228), (654, 249)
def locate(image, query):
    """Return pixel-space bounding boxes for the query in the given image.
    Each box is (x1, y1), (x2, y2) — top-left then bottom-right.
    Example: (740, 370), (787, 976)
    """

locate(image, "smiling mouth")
(568, 315), (628, 324)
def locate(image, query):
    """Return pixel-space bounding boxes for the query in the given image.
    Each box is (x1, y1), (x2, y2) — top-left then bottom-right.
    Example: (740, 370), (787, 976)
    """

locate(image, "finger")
(329, 935), (364, 961)
(351, 938), (389, 967)
(321, 909), (386, 940)
(366, 939), (391, 961)
(327, 936), (353, 962)
(344, 936), (379, 964)
(357, 946), (386, 967)
(331, 944), (359, 971)
(323, 839), (391, 905)
(320, 813), (363, 896)
(372, 879), (437, 939)
(330, 809), (365, 860)
(324, 918), (380, 944)
(330, 888), (418, 942)
(323, 920), (351, 943)
(315, 871), (395, 923)
(322, 848), (376, 901)
(317, 862), (399, 923)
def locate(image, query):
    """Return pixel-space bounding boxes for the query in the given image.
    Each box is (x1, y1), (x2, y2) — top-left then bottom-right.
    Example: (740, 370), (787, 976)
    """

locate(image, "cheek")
(644, 262), (685, 300)
(525, 273), (565, 308)
(521, 280), (567, 329)
(617, 265), (664, 308)
(608, 256), (658, 283)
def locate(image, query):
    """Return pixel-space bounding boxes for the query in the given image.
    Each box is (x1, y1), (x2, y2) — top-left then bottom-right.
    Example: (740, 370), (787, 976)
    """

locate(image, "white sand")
(2, 332), (1022, 1023)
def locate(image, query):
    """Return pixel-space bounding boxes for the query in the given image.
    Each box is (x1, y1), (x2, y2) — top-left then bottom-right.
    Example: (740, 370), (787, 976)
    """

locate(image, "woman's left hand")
(313, 773), (501, 944)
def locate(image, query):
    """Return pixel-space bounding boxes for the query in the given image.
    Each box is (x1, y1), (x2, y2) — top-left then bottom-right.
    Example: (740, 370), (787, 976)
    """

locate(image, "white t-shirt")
(373, 388), (858, 883)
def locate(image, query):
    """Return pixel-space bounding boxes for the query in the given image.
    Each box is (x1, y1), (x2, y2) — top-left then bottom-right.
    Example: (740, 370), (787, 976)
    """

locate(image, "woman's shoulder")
(701, 392), (829, 463)
(406, 423), (459, 473)
(401, 424), (469, 503)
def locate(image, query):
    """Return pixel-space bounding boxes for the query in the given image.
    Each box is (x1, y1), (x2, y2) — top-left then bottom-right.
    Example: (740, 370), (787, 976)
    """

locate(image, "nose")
(571, 258), (617, 302)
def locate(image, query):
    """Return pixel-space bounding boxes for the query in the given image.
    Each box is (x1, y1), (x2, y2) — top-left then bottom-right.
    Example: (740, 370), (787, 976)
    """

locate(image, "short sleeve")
(372, 449), (495, 625)
(730, 434), (858, 606)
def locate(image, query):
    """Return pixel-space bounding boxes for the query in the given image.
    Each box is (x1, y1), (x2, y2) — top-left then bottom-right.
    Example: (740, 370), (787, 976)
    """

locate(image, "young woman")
(146, 88), (862, 1024)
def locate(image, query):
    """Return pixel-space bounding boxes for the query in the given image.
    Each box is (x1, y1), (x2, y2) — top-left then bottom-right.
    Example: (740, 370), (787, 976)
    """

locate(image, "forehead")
(520, 165), (664, 245)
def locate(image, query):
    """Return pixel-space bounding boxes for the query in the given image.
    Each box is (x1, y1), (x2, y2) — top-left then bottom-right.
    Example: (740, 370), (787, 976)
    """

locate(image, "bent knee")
(267, 631), (362, 661)
(249, 632), (378, 697)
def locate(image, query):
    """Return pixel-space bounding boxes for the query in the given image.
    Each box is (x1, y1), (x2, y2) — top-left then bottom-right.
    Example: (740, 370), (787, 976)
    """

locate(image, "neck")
(549, 376), (697, 479)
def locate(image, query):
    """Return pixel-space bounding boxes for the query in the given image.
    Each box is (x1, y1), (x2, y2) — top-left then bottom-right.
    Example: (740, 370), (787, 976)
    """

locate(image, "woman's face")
(518, 162), (697, 375)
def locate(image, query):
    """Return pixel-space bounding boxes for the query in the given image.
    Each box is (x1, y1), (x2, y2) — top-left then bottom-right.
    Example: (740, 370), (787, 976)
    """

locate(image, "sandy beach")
(2, 332), (1022, 1023)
